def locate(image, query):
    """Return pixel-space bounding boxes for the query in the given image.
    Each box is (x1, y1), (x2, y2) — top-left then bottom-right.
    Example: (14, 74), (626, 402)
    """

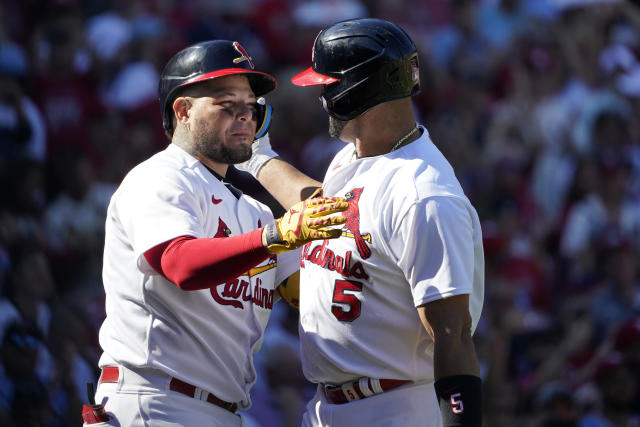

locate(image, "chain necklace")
(390, 123), (420, 152)
(351, 123), (420, 161)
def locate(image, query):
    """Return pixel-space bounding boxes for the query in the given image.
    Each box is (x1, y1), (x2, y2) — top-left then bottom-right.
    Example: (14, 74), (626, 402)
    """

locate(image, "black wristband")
(264, 222), (284, 246)
(434, 375), (482, 427)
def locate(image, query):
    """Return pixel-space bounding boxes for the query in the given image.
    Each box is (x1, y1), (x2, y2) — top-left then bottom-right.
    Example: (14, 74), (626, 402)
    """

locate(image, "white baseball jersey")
(98, 143), (299, 409)
(299, 126), (484, 385)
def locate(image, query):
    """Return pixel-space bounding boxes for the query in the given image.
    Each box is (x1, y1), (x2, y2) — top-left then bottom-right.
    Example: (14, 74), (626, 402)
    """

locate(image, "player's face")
(186, 75), (258, 164)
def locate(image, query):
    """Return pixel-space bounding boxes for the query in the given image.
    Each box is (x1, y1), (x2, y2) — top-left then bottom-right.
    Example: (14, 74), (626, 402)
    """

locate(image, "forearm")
(418, 295), (482, 425)
(433, 335), (482, 426)
(256, 157), (321, 208)
(144, 230), (270, 290)
(144, 197), (348, 290)
(433, 333), (480, 379)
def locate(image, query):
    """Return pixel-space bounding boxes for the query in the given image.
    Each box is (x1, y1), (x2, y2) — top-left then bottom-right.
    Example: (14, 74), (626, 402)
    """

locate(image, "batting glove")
(235, 133), (279, 177)
(264, 197), (348, 254)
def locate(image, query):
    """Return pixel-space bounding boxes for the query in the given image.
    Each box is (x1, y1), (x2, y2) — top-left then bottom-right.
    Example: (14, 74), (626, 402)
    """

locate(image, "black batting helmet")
(158, 40), (277, 135)
(291, 18), (420, 121)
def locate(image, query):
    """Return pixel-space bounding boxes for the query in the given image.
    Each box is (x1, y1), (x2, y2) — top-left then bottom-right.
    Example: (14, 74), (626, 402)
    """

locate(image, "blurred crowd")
(1, 0), (640, 426)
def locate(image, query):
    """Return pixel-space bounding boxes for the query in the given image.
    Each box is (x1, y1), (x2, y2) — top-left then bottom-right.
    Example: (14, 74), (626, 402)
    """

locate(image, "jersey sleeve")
(115, 168), (204, 273)
(394, 196), (475, 307)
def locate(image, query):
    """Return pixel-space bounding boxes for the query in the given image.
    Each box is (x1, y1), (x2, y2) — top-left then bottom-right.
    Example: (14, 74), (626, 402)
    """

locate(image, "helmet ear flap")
(255, 98), (273, 140)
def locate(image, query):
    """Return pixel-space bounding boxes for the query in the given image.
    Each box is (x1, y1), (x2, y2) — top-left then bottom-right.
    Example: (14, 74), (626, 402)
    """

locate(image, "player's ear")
(173, 97), (192, 128)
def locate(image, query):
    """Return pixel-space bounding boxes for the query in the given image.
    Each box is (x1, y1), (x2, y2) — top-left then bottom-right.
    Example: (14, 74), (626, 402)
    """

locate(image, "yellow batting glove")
(265, 196), (348, 254)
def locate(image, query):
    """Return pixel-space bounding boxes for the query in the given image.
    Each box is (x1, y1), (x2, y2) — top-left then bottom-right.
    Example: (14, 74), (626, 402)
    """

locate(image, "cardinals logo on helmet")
(214, 218), (232, 238)
(232, 41), (254, 69)
(342, 188), (372, 259)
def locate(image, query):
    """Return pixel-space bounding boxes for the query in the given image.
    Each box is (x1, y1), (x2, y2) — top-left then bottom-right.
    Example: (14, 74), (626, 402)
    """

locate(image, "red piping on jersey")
(143, 229), (269, 291)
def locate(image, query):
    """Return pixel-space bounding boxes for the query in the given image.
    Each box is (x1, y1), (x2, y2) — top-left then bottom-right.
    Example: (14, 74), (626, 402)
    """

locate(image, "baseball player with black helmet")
(244, 18), (485, 426)
(82, 40), (347, 426)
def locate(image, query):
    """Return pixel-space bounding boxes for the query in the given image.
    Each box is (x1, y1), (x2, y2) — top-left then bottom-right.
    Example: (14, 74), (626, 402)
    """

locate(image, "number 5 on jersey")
(331, 279), (363, 322)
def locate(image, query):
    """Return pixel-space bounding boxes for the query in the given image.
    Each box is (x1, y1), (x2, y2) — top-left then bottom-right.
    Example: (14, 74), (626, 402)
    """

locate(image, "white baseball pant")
(302, 380), (443, 427)
(83, 365), (245, 427)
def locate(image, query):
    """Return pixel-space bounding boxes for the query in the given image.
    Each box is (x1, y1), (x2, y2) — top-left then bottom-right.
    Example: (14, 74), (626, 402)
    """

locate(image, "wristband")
(434, 375), (482, 427)
(264, 222), (284, 247)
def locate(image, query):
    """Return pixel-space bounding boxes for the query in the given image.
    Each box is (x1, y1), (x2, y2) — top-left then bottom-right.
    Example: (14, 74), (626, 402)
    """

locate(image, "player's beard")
(328, 116), (347, 140)
(192, 124), (252, 164)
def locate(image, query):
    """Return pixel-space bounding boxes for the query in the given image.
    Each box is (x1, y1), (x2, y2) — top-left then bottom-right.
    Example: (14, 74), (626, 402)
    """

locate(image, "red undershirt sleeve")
(143, 228), (270, 290)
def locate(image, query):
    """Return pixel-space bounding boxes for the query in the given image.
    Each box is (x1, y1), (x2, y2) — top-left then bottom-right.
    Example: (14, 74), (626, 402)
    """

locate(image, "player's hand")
(264, 197), (348, 254)
(234, 133), (278, 177)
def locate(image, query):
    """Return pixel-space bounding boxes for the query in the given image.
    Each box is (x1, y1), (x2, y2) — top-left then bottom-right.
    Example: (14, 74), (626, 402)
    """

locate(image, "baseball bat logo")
(342, 188), (372, 259)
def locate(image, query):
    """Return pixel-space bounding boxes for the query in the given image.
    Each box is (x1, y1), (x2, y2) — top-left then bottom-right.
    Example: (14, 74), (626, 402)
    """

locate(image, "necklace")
(390, 123), (420, 152)
(351, 123), (420, 161)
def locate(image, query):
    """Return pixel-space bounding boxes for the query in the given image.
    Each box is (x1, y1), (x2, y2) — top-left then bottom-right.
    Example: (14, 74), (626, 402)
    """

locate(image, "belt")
(99, 366), (238, 413)
(323, 378), (412, 404)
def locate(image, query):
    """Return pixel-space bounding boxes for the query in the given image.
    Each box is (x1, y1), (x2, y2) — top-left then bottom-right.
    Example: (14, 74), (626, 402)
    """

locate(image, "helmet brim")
(181, 68), (277, 96)
(291, 67), (339, 86)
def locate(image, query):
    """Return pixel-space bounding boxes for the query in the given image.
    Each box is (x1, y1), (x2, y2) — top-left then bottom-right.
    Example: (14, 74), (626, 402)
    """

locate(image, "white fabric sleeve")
(395, 196), (475, 307)
(116, 168), (204, 267)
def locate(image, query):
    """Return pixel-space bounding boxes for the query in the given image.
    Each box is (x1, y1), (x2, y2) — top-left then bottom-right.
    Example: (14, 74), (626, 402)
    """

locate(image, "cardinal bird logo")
(232, 41), (254, 69)
(342, 188), (372, 259)
(214, 218), (232, 238)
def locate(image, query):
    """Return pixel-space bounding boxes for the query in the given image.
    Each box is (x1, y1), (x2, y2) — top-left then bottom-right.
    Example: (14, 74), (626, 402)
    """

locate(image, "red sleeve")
(143, 228), (270, 290)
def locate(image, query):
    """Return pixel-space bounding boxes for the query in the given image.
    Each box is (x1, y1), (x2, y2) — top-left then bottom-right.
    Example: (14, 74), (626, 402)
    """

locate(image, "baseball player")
(82, 40), (348, 427)
(245, 19), (485, 426)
